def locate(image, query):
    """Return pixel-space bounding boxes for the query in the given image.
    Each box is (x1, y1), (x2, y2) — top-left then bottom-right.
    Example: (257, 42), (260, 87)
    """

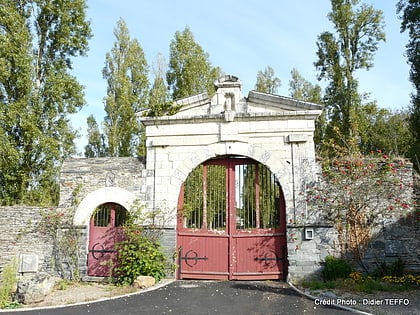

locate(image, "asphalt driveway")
(2, 280), (353, 315)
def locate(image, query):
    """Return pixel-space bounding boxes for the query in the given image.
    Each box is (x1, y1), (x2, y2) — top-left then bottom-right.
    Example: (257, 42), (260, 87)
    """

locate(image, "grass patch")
(300, 275), (415, 294)
(0, 258), (18, 309)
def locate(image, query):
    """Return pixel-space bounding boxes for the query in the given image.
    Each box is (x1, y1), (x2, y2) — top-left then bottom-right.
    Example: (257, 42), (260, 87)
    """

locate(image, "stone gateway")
(2, 75), (417, 284)
(62, 75), (323, 281)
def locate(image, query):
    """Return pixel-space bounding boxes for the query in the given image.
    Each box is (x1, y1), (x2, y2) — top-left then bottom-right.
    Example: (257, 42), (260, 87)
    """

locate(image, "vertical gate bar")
(218, 165), (221, 229)
(270, 169), (274, 226)
(228, 161), (235, 280)
(203, 165), (208, 229)
(220, 165), (224, 229)
(249, 164), (252, 228)
(255, 163), (260, 229)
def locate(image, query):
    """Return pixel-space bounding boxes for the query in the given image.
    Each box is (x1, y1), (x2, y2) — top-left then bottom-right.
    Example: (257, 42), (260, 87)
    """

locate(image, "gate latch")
(89, 243), (115, 260)
(180, 250), (208, 267)
(255, 253), (282, 265)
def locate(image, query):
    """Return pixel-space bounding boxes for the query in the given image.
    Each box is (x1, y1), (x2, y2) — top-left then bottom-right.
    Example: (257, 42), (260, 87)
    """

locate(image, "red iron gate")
(88, 203), (127, 277)
(177, 157), (287, 280)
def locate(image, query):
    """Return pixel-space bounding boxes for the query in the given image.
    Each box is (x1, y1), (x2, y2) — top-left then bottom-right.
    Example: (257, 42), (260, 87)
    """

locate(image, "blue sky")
(71, 0), (412, 155)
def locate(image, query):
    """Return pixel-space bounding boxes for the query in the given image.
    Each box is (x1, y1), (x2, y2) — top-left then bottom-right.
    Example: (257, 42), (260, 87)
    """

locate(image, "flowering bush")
(307, 151), (414, 268)
(349, 271), (364, 283)
(382, 275), (420, 285)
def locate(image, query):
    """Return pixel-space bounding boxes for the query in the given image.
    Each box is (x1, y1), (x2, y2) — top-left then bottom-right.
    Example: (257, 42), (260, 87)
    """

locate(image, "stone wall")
(1, 166), (418, 282)
(0, 206), (52, 274)
(286, 163), (419, 281)
(60, 157), (146, 209)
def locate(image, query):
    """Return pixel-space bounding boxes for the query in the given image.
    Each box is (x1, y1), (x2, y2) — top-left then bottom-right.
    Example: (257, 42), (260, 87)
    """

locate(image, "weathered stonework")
(0, 206), (52, 274)
(1, 75), (418, 282)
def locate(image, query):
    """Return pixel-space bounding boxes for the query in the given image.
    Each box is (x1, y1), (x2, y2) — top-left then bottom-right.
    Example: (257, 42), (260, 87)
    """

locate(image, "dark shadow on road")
(231, 281), (301, 296)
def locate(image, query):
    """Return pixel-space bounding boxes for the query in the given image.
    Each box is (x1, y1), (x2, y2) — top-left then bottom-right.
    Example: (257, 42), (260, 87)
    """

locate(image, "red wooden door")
(88, 203), (127, 277)
(177, 158), (287, 280)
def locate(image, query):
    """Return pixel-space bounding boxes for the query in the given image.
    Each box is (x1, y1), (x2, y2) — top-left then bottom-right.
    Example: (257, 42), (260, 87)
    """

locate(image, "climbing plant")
(306, 151), (415, 270)
(38, 185), (83, 280)
(38, 207), (81, 280)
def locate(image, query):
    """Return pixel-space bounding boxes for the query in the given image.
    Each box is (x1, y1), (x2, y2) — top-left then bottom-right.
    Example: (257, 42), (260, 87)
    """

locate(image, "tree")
(254, 66), (281, 94)
(288, 68), (325, 152)
(0, 0), (31, 204)
(288, 68), (322, 103)
(149, 53), (171, 114)
(84, 115), (107, 158)
(0, 0), (92, 205)
(314, 0), (385, 155)
(102, 18), (149, 157)
(358, 105), (412, 157)
(167, 26), (221, 100)
(397, 0), (420, 168)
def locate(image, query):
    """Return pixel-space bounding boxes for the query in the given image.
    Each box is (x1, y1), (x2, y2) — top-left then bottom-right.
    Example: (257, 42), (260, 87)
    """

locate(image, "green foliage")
(314, 0), (385, 156)
(114, 234), (167, 285)
(147, 53), (172, 118)
(358, 105), (413, 157)
(322, 256), (352, 281)
(0, 258), (18, 309)
(113, 205), (170, 285)
(288, 68), (324, 151)
(372, 258), (406, 278)
(167, 26), (221, 100)
(39, 207), (81, 280)
(145, 101), (182, 118)
(302, 268), (418, 294)
(102, 18), (149, 157)
(84, 115), (108, 158)
(397, 0), (420, 170)
(0, 0), (92, 205)
(288, 68), (323, 104)
(254, 66), (281, 94)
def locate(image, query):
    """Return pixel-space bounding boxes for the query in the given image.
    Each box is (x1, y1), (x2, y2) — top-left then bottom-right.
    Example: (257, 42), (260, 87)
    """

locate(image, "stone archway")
(165, 142), (293, 221)
(73, 187), (139, 278)
(73, 187), (138, 226)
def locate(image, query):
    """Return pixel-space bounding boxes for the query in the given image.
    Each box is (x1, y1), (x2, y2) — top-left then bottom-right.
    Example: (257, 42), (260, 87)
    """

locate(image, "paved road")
(3, 281), (354, 315)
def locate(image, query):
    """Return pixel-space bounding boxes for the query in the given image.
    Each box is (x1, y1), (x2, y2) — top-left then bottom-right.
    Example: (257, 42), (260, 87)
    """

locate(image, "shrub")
(114, 234), (167, 285)
(322, 256), (352, 281)
(112, 205), (169, 286)
(0, 258), (18, 309)
(372, 258), (405, 278)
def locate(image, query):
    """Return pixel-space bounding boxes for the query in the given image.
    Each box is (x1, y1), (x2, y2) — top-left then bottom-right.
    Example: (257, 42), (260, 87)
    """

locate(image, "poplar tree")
(167, 26), (220, 100)
(288, 68), (325, 152)
(288, 68), (323, 104)
(397, 0), (420, 168)
(254, 66), (281, 94)
(314, 0), (385, 155)
(84, 115), (107, 158)
(102, 19), (149, 157)
(148, 53), (171, 116)
(0, 0), (91, 205)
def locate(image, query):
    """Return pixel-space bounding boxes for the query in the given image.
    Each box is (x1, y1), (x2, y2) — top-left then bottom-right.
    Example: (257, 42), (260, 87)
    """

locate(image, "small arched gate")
(177, 157), (287, 280)
(87, 203), (128, 277)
